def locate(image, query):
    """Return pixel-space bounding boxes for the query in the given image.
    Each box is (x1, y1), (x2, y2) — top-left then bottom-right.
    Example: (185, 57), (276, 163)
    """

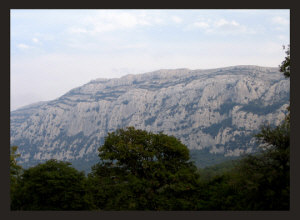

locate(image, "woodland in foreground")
(10, 46), (290, 211)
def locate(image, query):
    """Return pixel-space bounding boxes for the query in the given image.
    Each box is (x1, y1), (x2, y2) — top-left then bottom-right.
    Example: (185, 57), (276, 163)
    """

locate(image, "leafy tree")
(88, 127), (200, 210)
(195, 44), (291, 211)
(225, 45), (291, 210)
(11, 159), (94, 210)
(195, 123), (290, 210)
(279, 44), (290, 78)
(10, 146), (22, 184)
(10, 146), (22, 209)
(230, 122), (290, 210)
(279, 44), (290, 122)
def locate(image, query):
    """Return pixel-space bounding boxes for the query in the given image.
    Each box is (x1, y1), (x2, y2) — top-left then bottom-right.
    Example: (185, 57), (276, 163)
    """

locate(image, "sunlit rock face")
(10, 65), (289, 169)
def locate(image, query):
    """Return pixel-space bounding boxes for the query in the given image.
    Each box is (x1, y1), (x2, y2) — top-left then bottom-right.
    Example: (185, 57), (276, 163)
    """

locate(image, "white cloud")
(32, 38), (39, 43)
(68, 11), (155, 35)
(193, 21), (210, 29)
(68, 27), (88, 34)
(187, 18), (255, 35)
(102, 12), (140, 28)
(272, 16), (289, 25)
(34, 33), (55, 41)
(120, 42), (148, 50)
(171, 16), (182, 24)
(210, 19), (252, 34)
(17, 43), (30, 49)
(214, 18), (239, 28)
(277, 34), (288, 41)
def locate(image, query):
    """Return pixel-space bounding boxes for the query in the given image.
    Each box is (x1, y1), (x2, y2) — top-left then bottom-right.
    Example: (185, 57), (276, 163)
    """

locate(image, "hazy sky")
(11, 9), (290, 111)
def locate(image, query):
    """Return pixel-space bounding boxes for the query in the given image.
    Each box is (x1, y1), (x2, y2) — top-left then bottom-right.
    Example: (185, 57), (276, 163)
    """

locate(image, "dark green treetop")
(11, 159), (93, 210)
(279, 44), (290, 78)
(88, 127), (200, 210)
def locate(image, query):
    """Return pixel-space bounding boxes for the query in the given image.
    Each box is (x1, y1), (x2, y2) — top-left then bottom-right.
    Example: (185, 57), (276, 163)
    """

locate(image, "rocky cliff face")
(10, 65), (290, 170)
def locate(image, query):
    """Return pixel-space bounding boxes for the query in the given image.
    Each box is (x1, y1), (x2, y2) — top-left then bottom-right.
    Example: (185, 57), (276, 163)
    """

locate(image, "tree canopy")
(226, 44), (290, 210)
(11, 159), (93, 210)
(88, 127), (200, 210)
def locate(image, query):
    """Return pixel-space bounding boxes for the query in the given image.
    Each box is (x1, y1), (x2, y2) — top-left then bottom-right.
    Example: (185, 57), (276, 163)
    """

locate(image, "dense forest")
(10, 46), (290, 211)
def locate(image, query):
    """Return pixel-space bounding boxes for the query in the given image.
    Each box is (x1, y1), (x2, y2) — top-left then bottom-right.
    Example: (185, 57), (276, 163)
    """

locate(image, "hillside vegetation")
(10, 117), (289, 210)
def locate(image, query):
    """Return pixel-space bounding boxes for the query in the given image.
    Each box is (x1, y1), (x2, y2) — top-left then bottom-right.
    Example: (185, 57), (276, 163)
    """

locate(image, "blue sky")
(11, 9), (290, 111)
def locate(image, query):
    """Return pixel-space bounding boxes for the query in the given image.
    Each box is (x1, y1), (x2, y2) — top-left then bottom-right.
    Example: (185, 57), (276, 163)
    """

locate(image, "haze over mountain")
(10, 65), (290, 171)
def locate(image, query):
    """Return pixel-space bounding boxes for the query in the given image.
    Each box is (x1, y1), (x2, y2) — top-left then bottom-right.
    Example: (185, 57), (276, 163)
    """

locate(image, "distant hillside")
(10, 65), (289, 171)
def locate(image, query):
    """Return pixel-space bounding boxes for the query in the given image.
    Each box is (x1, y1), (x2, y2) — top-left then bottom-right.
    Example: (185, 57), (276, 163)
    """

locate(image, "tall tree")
(88, 127), (200, 210)
(228, 45), (291, 210)
(281, 44), (290, 123)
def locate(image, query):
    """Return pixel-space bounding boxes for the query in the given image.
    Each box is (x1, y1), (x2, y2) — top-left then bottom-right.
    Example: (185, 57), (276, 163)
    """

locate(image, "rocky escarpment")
(10, 65), (290, 170)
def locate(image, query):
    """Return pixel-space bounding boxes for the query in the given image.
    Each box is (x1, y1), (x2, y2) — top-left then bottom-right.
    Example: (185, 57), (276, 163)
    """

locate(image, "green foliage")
(10, 146), (22, 208)
(191, 110), (290, 210)
(98, 127), (191, 175)
(255, 121), (290, 152)
(232, 151), (289, 210)
(195, 173), (240, 210)
(279, 45), (290, 78)
(11, 159), (94, 210)
(10, 146), (22, 180)
(10, 120), (290, 210)
(88, 127), (200, 210)
(204, 114), (290, 210)
(197, 159), (239, 182)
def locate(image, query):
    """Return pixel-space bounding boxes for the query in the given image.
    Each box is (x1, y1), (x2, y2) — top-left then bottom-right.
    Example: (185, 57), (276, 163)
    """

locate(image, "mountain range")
(10, 65), (290, 172)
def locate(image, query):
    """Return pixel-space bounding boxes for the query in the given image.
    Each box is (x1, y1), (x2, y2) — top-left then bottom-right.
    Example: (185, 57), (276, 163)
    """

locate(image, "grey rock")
(10, 65), (290, 169)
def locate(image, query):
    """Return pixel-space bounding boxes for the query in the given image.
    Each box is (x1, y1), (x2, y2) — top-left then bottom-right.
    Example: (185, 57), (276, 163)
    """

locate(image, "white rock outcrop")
(10, 66), (290, 168)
